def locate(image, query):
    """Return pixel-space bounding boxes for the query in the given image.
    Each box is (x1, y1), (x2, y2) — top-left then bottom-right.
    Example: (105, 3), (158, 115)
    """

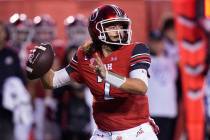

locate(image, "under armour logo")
(111, 56), (118, 61)
(96, 134), (104, 137)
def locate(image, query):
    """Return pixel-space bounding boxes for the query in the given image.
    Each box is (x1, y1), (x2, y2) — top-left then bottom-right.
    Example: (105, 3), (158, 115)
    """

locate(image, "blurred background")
(0, 0), (210, 140)
(0, 0), (173, 42)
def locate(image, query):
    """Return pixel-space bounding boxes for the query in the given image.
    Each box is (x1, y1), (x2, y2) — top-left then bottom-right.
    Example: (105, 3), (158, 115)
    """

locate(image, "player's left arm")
(90, 43), (151, 95)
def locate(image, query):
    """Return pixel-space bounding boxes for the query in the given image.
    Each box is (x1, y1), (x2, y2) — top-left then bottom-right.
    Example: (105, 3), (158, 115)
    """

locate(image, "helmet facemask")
(15, 27), (31, 43)
(96, 18), (132, 45)
(34, 26), (55, 44)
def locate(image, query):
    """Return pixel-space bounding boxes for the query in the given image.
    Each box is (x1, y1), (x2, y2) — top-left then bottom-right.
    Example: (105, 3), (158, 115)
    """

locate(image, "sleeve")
(129, 43), (151, 76)
(65, 53), (84, 83)
(129, 69), (148, 87)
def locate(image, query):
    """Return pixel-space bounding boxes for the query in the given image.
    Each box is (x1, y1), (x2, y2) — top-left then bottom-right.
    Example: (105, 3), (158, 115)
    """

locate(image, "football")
(26, 43), (54, 80)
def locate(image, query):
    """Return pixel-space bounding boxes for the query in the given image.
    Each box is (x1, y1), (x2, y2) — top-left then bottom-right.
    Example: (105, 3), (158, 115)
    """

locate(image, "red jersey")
(66, 42), (151, 131)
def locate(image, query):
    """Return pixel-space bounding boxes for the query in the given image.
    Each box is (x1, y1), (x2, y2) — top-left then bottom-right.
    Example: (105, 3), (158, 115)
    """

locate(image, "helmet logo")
(90, 8), (99, 21)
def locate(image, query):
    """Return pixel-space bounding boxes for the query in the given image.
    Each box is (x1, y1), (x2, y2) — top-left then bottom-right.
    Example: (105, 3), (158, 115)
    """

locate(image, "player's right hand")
(89, 52), (107, 79)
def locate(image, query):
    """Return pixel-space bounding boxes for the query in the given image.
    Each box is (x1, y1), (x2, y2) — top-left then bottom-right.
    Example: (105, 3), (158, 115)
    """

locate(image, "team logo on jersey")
(105, 63), (112, 70)
(90, 58), (112, 70)
(111, 56), (118, 61)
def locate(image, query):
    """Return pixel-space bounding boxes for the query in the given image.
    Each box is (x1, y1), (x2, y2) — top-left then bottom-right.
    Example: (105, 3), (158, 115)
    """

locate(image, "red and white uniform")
(66, 43), (151, 131)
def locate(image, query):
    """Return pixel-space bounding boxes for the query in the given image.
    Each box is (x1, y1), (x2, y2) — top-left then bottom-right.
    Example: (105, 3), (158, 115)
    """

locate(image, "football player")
(64, 14), (89, 48)
(8, 13), (33, 51)
(30, 15), (59, 140)
(8, 13), (33, 67)
(33, 14), (56, 44)
(40, 4), (159, 140)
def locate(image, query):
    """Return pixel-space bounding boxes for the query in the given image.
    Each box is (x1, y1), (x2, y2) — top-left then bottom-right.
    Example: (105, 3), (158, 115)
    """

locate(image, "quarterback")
(40, 4), (158, 140)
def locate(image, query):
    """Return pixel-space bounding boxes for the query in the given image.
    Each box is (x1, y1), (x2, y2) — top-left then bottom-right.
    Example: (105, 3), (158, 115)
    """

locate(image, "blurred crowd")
(0, 13), (210, 140)
(0, 13), (93, 140)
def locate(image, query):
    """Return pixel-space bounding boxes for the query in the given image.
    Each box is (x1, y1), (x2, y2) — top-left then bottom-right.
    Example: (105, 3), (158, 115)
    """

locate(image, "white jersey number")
(97, 76), (113, 100)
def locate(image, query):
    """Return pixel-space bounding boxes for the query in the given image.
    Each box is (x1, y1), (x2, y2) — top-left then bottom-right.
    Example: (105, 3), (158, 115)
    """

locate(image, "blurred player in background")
(8, 13), (34, 67)
(64, 14), (89, 48)
(147, 30), (178, 140)
(0, 21), (32, 140)
(161, 18), (178, 64)
(33, 14), (56, 44)
(29, 15), (60, 140)
(54, 45), (92, 140)
(64, 14), (96, 135)
(30, 4), (159, 140)
(199, 15), (210, 140)
(2, 14), (33, 140)
(0, 20), (14, 140)
(8, 15), (34, 139)
(51, 15), (92, 140)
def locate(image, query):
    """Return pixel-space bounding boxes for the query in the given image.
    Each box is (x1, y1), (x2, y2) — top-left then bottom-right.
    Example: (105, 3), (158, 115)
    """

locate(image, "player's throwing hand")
(89, 53), (107, 79)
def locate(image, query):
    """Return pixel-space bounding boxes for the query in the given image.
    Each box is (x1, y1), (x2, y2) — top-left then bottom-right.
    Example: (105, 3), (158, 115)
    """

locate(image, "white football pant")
(90, 122), (158, 140)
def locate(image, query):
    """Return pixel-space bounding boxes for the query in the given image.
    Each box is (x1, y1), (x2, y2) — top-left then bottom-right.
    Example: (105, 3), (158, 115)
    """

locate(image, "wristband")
(53, 68), (71, 88)
(104, 71), (126, 88)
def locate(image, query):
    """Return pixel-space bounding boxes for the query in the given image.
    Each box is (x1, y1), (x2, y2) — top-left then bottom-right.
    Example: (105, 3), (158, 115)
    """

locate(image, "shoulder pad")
(131, 43), (150, 56)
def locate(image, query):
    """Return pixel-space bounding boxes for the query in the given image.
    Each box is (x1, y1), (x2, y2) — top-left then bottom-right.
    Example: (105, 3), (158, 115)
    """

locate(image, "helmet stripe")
(110, 5), (121, 16)
(114, 5), (123, 16)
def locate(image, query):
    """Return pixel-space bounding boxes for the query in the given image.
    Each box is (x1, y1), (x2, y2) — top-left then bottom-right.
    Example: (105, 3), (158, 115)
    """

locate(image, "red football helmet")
(9, 13), (33, 45)
(33, 15), (56, 44)
(88, 4), (132, 46)
(64, 14), (89, 47)
(64, 14), (87, 27)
